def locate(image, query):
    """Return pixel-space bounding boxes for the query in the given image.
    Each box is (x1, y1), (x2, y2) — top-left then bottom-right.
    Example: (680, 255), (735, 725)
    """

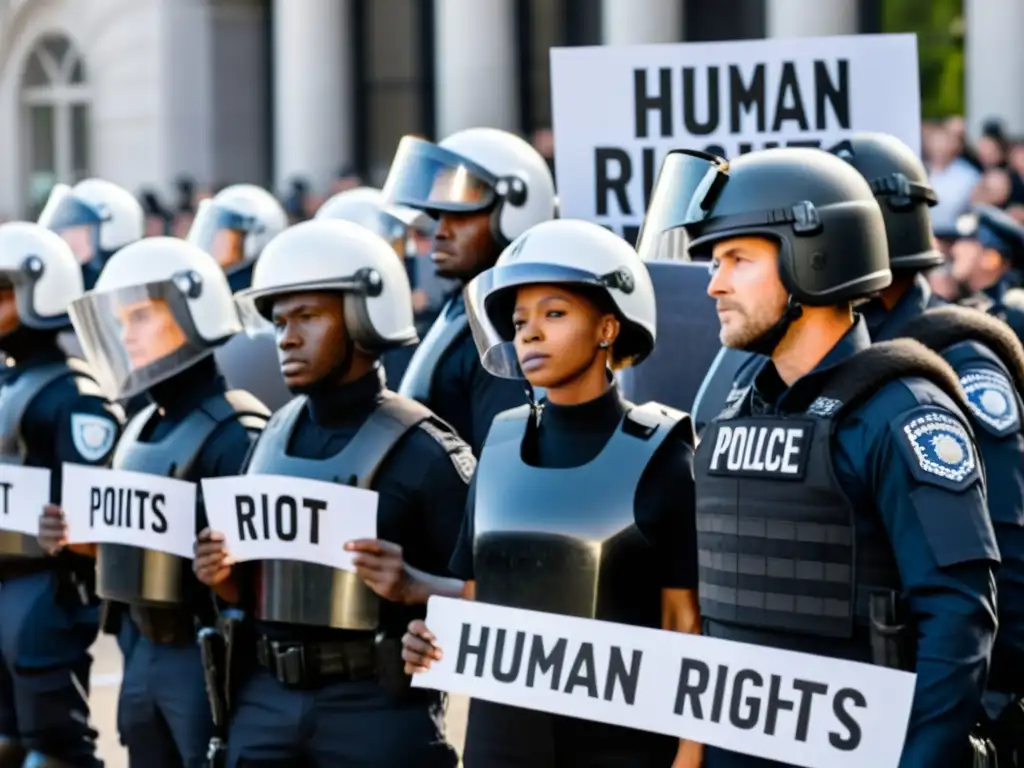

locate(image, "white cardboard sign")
(413, 597), (915, 768)
(0, 464), (51, 536)
(200, 474), (378, 571)
(61, 463), (197, 559)
(550, 33), (922, 241)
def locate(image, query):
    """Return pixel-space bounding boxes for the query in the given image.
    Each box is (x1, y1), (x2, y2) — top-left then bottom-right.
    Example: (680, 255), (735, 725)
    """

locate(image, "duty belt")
(130, 605), (196, 646)
(255, 635), (378, 689)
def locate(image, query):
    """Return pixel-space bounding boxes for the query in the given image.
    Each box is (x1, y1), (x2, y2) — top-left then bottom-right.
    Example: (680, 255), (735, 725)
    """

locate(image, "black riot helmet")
(829, 133), (943, 272)
(638, 147), (891, 306)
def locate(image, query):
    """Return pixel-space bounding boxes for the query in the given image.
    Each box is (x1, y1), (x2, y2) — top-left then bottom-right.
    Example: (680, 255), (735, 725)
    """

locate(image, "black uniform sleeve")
(635, 431), (699, 590)
(469, 359), (529, 454)
(408, 423), (475, 577)
(448, 475), (477, 581)
(24, 378), (123, 504)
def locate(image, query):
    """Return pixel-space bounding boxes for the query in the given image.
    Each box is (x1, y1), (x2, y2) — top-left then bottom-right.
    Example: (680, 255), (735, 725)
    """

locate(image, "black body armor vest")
(695, 339), (971, 639)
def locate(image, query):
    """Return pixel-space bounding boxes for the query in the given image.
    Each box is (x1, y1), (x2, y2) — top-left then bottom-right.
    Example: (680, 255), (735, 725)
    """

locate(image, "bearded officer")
(314, 186), (436, 387)
(836, 133), (1024, 751)
(192, 219), (470, 766)
(636, 147), (999, 766)
(39, 236), (270, 767)
(0, 223), (122, 768)
(188, 185), (292, 410)
(382, 128), (557, 452)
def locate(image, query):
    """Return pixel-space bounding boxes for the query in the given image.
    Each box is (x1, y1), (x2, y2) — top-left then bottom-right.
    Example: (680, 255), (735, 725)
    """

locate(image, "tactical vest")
(397, 300), (469, 403)
(695, 339), (971, 639)
(96, 390), (269, 606)
(247, 390), (438, 630)
(473, 402), (693, 627)
(0, 359), (102, 562)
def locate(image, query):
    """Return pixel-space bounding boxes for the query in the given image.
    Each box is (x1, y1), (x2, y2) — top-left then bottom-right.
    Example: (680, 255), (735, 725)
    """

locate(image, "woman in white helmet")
(399, 219), (703, 767)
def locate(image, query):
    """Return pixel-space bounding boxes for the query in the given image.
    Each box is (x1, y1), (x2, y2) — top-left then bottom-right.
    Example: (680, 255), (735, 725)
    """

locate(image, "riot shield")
(214, 333), (293, 412)
(617, 262), (720, 416)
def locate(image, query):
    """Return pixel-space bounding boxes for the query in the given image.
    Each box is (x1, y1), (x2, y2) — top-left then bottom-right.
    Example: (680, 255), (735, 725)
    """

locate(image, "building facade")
(0, 0), (1019, 218)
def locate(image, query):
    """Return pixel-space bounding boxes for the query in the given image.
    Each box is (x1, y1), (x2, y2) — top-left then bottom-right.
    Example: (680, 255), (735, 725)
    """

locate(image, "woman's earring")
(599, 340), (610, 348)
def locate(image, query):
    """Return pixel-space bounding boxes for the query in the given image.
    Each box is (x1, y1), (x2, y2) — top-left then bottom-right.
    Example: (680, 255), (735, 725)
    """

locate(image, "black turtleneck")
(449, 383), (699, 591)
(248, 369), (471, 642)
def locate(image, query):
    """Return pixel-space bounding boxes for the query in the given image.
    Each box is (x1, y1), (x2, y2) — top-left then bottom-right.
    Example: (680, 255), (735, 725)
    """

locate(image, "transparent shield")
(68, 281), (211, 400)
(234, 292), (274, 338)
(635, 150), (730, 262)
(381, 137), (497, 214)
(464, 262), (613, 380)
(38, 187), (103, 266)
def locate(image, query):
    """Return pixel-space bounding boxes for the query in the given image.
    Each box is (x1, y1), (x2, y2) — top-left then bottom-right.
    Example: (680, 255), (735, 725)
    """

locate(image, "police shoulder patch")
(958, 367), (1021, 437)
(895, 408), (979, 490)
(417, 420), (476, 484)
(70, 413), (118, 463)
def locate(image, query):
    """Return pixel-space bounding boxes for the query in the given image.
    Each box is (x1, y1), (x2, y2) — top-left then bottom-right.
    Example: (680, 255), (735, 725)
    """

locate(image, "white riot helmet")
(0, 222), (85, 332)
(68, 237), (241, 400)
(235, 219), (417, 351)
(314, 186), (434, 256)
(187, 184), (289, 271)
(382, 128), (557, 248)
(38, 180), (145, 287)
(465, 219), (656, 379)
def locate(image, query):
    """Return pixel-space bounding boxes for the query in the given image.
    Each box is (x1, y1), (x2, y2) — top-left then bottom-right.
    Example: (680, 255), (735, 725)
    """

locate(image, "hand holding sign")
(344, 539), (409, 603)
(193, 528), (236, 586)
(38, 504), (69, 555)
(402, 619), (443, 675)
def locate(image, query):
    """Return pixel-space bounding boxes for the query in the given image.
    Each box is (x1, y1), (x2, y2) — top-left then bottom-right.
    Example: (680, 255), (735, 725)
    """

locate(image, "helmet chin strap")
(742, 296), (804, 356)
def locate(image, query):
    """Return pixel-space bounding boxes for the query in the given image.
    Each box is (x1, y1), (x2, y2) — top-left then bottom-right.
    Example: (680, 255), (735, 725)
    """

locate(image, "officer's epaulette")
(901, 305), (1024, 395)
(817, 338), (972, 423)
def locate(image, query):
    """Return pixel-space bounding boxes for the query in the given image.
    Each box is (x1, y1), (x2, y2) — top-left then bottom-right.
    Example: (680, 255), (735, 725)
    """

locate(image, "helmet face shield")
(69, 280), (211, 400)
(38, 185), (104, 267)
(635, 150), (729, 262)
(382, 137), (498, 215)
(188, 200), (263, 270)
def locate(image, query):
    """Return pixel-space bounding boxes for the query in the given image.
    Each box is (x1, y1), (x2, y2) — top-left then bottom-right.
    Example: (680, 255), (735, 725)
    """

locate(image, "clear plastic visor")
(317, 202), (436, 256)
(68, 281), (211, 401)
(465, 263), (614, 380)
(187, 200), (260, 270)
(635, 150), (730, 262)
(38, 185), (104, 266)
(381, 137), (497, 214)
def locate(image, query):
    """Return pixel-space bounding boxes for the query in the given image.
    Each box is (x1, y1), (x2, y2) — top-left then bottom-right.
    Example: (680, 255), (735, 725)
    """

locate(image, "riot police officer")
(192, 219), (471, 766)
(838, 133), (1024, 754)
(315, 186), (436, 386)
(401, 219), (703, 767)
(188, 185), (292, 410)
(382, 127), (558, 452)
(40, 237), (269, 767)
(944, 205), (1024, 341)
(635, 147), (999, 766)
(0, 223), (123, 767)
(37, 179), (145, 290)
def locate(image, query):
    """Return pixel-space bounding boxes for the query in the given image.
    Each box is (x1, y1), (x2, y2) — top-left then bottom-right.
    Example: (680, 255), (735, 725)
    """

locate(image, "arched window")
(21, 34), (90, 213)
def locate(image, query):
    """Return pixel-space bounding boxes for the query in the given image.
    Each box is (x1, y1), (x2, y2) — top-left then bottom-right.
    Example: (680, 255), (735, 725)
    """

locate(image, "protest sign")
(413, 597), (915, 767)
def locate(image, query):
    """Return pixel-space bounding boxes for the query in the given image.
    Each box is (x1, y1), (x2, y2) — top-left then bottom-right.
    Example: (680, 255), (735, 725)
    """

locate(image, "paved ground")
(88, 635), (470, 766)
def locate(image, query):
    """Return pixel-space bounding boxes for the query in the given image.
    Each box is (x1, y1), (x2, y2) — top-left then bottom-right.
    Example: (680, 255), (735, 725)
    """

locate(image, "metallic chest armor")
(247, 391), (432, 629)
(0, 359), (97, 561)
(96, 390), (268, 606)
(473, 402), (690, 627)
(397, 301), (469, 403)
